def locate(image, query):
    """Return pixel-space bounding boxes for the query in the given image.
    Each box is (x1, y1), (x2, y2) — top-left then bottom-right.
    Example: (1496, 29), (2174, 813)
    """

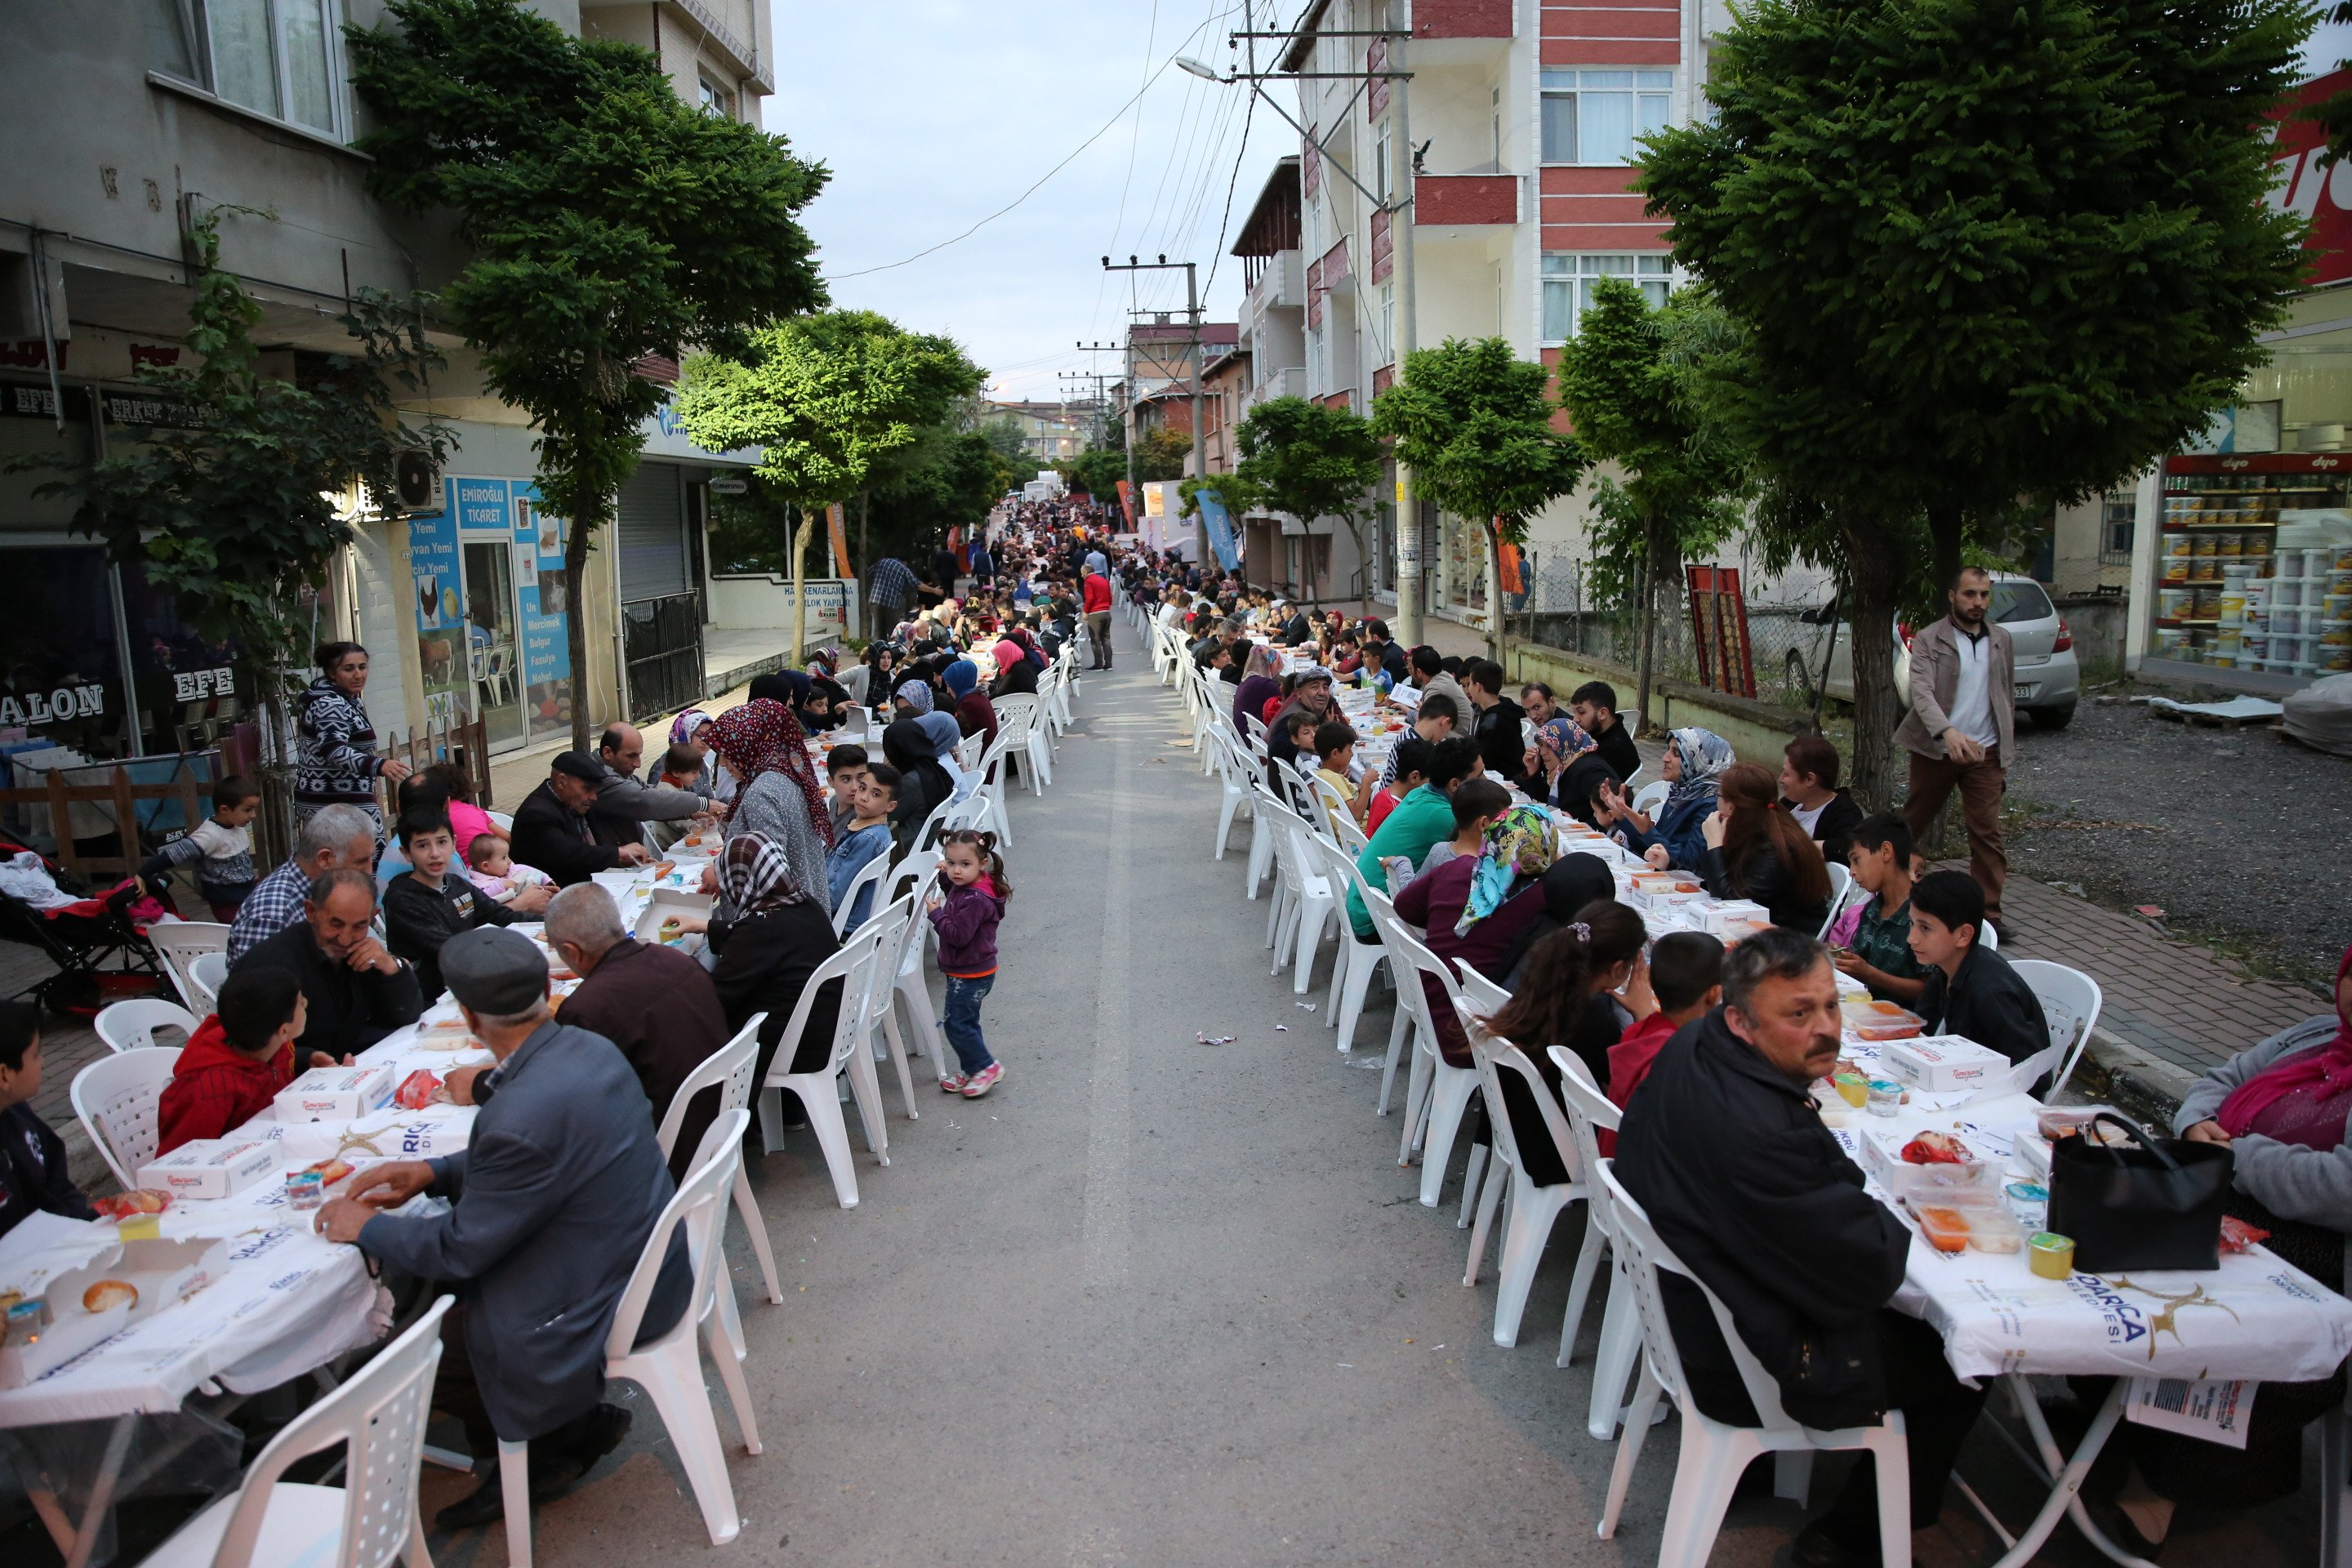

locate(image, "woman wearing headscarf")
(882, 717), (956, 858)
(2057, 946), (2352, 1554)
(702, 831), (844, 1094)
(748, 670), (804, 709)
(991, 637), (1040, 697)
(1596, 726), (1734, 872)
(1391, 804), (1577, 1067)
(917, 710), (972, 799)
(1527, 715), (1603, 807)
(702, 699), (833, 904)
(893, 679), (934, 718)
(1232, 644), (1283, 735)
(942, 657), (998, 747)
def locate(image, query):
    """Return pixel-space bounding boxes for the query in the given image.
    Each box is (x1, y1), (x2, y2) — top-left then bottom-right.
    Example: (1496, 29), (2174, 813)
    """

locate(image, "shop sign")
(0, 684), (105, 726)
(2266, 69), (2352, 287)
(169, 667), (234, 702)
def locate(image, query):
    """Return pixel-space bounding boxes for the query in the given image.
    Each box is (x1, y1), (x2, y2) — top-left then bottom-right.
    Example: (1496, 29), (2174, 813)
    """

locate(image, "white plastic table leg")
(498, 1438), (532, 1568)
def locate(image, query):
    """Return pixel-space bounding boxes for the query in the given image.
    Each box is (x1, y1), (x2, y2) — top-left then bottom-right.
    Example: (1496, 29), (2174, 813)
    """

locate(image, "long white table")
(0, 844), (713, 1566)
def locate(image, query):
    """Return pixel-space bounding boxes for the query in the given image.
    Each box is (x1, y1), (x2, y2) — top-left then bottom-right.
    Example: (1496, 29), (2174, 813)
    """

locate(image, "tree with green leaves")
(1192, 396), (1384, 609)
(1556, 278), (1745, 726)
(1062, 446), (1129, 505)
(978, 415), (1031, 466)
(11, 211), (447, 833)
(675, 310), (982, 654)
(349, 0), (827, 747)
(1132, 426), (1193, 483)
(1639, 0), (2308, 803)
(1370, 339), (1588, 659)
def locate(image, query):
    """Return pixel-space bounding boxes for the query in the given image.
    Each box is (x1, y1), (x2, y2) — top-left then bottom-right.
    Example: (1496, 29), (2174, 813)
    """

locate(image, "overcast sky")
(767, 2), (2352, 409)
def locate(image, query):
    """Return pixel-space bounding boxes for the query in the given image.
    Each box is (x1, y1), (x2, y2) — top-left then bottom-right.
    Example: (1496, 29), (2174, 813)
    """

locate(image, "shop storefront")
(2132, 67), (2352, 693)
(405, 474), (573, 753)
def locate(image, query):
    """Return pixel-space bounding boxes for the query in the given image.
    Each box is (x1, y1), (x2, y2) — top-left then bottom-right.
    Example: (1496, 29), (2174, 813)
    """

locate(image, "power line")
(833, 16), (1218, 281)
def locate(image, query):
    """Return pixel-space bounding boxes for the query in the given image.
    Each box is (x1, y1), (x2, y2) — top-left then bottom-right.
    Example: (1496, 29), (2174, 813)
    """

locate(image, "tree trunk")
(858, 490), (870, 586)
(565, 506), (595, 754)
(790, 510), (815, 664)
(1842, 514), (1906, 813)
(1633, 514), (1662, 736)
(1481, 517), (1507, 663)
(1926, 499), (1965, 599)
(1343, 516), (1371, 615)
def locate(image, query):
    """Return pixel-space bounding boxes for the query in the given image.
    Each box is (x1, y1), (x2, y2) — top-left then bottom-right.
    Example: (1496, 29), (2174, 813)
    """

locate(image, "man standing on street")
(866, 555), (917, 640)
(1895, 566), (2014, 933)
(1082, 562), (1115, 670)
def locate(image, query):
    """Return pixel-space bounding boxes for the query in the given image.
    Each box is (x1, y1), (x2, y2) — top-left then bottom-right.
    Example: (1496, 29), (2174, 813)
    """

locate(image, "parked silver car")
(1793, 573), (2080, 730)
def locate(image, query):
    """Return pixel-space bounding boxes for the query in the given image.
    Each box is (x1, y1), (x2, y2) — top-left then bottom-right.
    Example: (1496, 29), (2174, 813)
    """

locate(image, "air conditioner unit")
(394, 451), (441, 513)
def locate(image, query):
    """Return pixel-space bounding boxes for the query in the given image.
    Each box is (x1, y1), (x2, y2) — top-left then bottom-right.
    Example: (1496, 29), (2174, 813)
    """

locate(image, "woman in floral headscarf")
(703, 831), (844, 1091)
(702, 698), (832, 906)
(1596, 725), (1734, 872)
(1392, 800), (1592, 1068)
(893, 679), (934, 717)
(1526, 714), (1607, 818)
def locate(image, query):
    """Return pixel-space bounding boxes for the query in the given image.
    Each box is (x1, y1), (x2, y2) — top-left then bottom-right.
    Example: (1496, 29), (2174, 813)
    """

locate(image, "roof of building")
(1278, 0), (1335, 74)
(1233, 157), (1303, 259)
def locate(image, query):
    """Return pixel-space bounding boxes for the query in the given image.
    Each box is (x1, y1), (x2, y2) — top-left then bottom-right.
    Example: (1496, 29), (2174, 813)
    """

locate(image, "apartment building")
(1119, 318), (1241, 452)
(1281, 0), (1704, 629)
(0, 0), (760, 778)
(580, 0), (773, 125)
(982, 401), (1090, 462)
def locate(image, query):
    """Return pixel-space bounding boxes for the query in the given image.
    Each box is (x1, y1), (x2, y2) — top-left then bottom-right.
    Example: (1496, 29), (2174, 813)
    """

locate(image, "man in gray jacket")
(318, 927), (691, 1529)
(593, 722), (710, 839)
(1894, 567), (2015, 930)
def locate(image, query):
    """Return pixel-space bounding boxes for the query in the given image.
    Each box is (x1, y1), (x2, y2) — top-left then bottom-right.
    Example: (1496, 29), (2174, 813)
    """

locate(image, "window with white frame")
(1373, 120), (1392, 202)
(1379, 283), (1394, 365)
(1539, 71), (1671, 165)
(188, 0), (346, 136)
(1540, 254), (1672, 341)
(699, 77), (736, 120)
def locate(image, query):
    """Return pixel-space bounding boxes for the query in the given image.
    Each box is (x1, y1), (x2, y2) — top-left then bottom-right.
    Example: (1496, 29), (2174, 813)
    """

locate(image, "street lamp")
(1175, 56), (1223, 82)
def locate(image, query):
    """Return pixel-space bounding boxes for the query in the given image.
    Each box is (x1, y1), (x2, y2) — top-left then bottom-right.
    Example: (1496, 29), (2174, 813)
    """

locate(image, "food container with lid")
(1914, 1206), (1974, 1254)
(1860, 1127), (2001, 1200)
(1965, 1209), (2027, 1254)
(1843, 996), (1927, 1041)
(2029, 1232), (2076, 1280)
(2321, 620), (2352, 648)
(135, 1136), (276, 1200)
(2157, 589), (2192, 621)
(273, 1062), (396, 1123)
(1883, 1035), (2012, 1091)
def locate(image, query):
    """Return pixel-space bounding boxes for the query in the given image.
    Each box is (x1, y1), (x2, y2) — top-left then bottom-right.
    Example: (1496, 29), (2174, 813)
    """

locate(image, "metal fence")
(1503, 557), (1837, 715)
(623, 593), (705, 723)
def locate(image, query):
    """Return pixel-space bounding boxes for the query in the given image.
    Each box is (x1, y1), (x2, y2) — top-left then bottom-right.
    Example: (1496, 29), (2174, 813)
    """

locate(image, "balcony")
(1414, 174), (1521, 233)
(1245, 367), (1308, 410)
(1411, 0), (1513, 63)
(1246, 247), (1306, 318)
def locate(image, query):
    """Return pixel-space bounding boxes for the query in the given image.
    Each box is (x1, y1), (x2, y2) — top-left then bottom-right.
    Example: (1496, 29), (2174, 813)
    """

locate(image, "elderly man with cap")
(315, 926), (692, 1529)
(509, 751), (656, 887)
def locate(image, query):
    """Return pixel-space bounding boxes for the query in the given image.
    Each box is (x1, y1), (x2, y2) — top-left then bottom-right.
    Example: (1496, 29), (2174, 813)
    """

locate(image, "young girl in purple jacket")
(928, 829), (1011, 1098)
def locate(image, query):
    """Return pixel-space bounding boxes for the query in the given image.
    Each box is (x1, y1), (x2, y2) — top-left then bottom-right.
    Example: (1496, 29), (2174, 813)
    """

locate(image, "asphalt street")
(415, 618), (2328, 1568)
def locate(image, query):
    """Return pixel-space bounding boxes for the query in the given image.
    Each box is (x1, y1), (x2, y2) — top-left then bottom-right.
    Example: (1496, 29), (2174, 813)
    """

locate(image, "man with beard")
(1895, 565), (2015, 933)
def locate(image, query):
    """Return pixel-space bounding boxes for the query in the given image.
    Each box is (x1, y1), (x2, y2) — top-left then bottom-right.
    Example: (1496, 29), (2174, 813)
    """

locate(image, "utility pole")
(1103, 255), (1206, 562)
(1182, 14), (1415, 633)
(1073, 337), (1126, 519)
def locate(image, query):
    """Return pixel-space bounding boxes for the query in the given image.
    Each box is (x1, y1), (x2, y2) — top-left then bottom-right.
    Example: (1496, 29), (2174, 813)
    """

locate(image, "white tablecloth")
(0, 851), (705, 1429)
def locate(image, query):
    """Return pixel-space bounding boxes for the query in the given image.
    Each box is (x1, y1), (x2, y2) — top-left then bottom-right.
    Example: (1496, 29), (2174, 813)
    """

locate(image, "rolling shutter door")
(617, 466), (688, 602)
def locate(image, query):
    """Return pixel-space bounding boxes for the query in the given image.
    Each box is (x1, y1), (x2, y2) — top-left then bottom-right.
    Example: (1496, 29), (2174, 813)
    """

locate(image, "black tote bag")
(2047, 1112), (2234, 1273)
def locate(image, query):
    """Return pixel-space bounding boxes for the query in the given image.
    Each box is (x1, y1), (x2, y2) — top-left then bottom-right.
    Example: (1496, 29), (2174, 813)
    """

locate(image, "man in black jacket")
(1570, 679), (1642, 782)
(1462, 659), (1528, 784)
(234, 867), (425, 1059)
(1615, 926), (1987, 1567)
(510, 752), (654, 887)
(1360, 620), (1410, 688)
(1908, 870), (2051, 1076)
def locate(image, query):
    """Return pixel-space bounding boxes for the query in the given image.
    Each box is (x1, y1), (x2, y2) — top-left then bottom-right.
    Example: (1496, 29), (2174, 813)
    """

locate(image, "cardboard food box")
(272, 1062), (396, 1123)
(0, 1236), (229, 1389)
(1701, 900), (1771, 936)
(1882, 1035), (2011, 1092)
(134, 1136), (278, 1200)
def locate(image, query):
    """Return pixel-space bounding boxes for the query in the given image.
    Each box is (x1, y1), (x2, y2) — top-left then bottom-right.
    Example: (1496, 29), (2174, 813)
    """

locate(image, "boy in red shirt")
(1605, 931), (1726, 1124)
(156, 967), (331, 1154)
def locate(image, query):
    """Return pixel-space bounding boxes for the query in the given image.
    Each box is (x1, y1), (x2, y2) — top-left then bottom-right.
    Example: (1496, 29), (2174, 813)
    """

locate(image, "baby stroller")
(0, 836), (170, 1016)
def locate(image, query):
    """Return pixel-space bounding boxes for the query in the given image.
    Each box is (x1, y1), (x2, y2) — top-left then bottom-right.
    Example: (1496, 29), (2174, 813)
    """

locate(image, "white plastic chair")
(1454, 963), (1512, 1018)
(855, 893), (926, 1116)
(1595, 1162), (1913, 1567)
(1978, 918), (1999, 951)
(148, 921), (230, 1015)
(1208, 727), (1259, 862)
(1379, 918), (1481, 1206)
(1551, 1045), (1645, 1441)
(187, 951), (230, 1015)
(1300, 835), (1391, 1057)
(655, 1017), (782, 1308)
(141, 1294), (453, 1568)
(497, 1110), (759, 1568)
(831, 849), (892, 936)
(756, 921), (891, 1208)
(1818, 861), (1855, 938)
(1460, 1030), (1590, 1348)
(96, 998), (198, 1054)
(71, 1046), (182, 1190)
(485, 810), (514, 833)
(1632, 780), (1670, 817)
(2009, 958), (2105, 1098)
(993, 692), (1049, 791)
